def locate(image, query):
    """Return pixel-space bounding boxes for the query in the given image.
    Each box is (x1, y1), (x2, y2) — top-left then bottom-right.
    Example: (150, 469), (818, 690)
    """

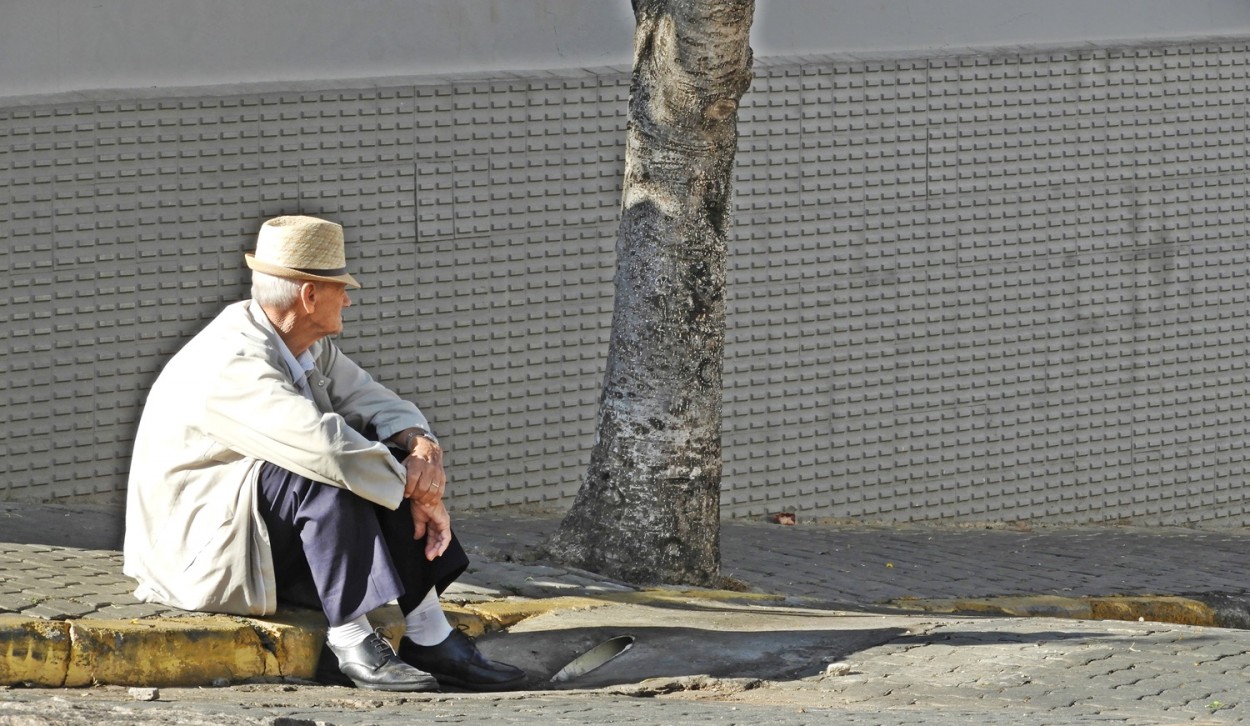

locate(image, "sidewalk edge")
(887, 593), (1250, 628)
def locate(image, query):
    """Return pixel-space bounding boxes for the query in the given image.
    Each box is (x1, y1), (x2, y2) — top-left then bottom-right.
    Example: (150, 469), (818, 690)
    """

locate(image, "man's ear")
(298, 281), (319, 313)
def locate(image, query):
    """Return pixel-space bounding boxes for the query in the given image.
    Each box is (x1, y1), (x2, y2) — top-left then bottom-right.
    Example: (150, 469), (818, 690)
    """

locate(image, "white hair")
(250, 271), (304, 309)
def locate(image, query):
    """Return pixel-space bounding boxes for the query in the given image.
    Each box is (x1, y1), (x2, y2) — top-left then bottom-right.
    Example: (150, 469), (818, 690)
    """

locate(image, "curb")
(0, 588), (785, 688)
(11, 589), (1241, 688)
(888, 593), (1250, 629)
(0, 610), (327, 688)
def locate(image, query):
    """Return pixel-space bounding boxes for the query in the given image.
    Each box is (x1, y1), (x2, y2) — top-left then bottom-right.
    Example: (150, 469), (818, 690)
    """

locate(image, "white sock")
(404, 587), (454, 646)
(326, 613), (374, 649)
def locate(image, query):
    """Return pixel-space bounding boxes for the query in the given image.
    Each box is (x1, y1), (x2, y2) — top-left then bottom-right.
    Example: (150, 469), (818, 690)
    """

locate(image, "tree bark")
(550, 0), (755, 586)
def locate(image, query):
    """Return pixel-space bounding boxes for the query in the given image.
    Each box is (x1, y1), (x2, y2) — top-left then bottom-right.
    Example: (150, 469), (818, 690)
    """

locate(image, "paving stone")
(83, 604), (171, 620)
(0, 592), (40, 613)
(22, 599), (98, 619)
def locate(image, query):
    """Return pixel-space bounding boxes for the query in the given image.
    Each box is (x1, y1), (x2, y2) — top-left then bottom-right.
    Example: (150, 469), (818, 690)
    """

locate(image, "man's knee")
(257, 462), (373, 526)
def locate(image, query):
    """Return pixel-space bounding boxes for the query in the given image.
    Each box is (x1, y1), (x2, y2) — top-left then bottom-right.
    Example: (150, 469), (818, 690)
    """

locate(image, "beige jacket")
(123, 300), (429, 616)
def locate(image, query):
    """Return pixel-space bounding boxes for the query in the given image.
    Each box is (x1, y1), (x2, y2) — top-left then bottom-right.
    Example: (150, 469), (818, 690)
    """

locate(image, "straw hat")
(245, 215), (361, 289)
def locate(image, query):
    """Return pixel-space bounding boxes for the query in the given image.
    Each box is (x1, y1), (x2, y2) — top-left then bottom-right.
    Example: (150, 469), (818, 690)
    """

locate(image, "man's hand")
(403, 436), (445, 506)
(410, 499), (452, 561)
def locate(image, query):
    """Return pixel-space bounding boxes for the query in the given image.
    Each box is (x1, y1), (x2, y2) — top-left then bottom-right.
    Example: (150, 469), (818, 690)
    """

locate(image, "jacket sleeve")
(200, 347), (406, 510)
(316, 340), (431, 442)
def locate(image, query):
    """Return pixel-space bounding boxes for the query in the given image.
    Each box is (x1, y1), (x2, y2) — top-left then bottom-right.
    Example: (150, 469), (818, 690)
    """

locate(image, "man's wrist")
(400, 428), (439, 452)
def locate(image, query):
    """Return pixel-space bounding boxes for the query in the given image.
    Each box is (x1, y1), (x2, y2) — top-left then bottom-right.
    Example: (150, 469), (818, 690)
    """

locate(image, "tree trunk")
(550, 0), (755, 586)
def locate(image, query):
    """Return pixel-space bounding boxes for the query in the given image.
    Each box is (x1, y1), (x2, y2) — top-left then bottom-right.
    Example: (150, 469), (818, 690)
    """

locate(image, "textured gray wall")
(3, 37), (1250, 525)
(729, 44), (1250, 525)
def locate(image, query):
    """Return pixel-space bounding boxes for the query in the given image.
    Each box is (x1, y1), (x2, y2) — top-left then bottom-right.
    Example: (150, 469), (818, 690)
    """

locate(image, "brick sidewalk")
(455, 513), (1250, 604)
(6, 507), (1250, 622)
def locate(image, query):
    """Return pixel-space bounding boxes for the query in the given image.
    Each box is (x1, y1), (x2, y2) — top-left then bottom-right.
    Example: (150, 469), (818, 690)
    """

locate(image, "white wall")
(755, 0), (1250, 55)
(5, 0), (1250, 99)
(0, 0), (636, 97)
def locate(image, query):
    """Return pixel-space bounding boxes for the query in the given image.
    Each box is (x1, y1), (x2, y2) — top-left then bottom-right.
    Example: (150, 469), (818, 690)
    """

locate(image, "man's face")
(309, 281), (351, 337)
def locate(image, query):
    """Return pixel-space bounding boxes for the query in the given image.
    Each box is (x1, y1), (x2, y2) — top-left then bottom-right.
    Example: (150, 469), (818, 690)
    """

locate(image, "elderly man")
(124, 215), (525, 692)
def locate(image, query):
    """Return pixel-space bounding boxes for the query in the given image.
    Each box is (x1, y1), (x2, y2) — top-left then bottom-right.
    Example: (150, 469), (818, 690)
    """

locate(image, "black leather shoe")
(322, 632), (440, 692)
(399, 630), (527, 691)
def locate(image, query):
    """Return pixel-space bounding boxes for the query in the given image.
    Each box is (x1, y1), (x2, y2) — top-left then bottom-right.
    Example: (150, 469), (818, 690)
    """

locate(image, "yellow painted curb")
(6, 590), (1229, 688)
(456, 596), (612, 633)
(64, 616), (274, 687)
(2, 607), (360, 687)
(0, 615), (70, 686)
(1088, 596), (1217, 627)
(893, 596), (1094, 619)
(602, 589), (790, 607)
(254, 605), (409, 680)
(248, 608), (338, 681)
(443, 604), (490, 637)
(890, 594), (1220, 628)
(445, 589), (791, 636)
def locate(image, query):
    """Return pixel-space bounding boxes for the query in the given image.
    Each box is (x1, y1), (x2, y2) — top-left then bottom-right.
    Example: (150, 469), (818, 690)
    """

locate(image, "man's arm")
(203, 349), (406, 509)
(316, 341), (449, 507)
(316, 340), (433, 443)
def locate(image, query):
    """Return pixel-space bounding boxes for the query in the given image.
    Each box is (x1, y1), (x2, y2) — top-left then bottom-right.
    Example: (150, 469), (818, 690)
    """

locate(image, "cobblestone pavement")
(4, 503), (1250, 620)
(457, 512), (1250, 604)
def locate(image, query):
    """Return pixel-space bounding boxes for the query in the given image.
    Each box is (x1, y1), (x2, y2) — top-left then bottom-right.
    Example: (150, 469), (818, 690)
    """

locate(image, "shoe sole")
(430, 672), (528, 692)
(319, 664), (441, 692)
(352, 678), (441, 693)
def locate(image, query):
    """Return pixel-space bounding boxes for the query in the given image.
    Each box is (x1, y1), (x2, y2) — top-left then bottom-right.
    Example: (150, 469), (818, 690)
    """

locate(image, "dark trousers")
(256, 462), (468, 627)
